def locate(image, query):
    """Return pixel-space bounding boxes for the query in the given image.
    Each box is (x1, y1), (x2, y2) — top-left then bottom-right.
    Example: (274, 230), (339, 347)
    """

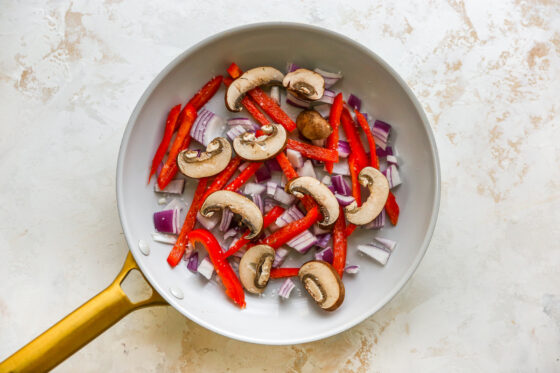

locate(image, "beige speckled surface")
(1, 1), (559, 371)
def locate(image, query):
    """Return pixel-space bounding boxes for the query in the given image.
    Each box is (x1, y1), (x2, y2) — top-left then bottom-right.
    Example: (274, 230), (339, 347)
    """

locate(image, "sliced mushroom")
(283, 68), (325, 101)
(296, 110), (332, 140)
(226, 66), (284, 112)
(344, 167), (389, 225)
(233, 123), (287, 161)
(285, 176), (339, 228)
(177, 137), (232, 178)
(239, 245), (275, 294)
(298, 260), (345, 311)
(200, 191), (263, 239)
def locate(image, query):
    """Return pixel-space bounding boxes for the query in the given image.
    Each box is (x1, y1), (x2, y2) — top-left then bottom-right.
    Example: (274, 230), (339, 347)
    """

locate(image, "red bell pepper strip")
(270, 267), (299, 279)
(157, 104), (197, 189)
(259, 206), (321, 249)
(188, 229), (246, 308)
(341, 108), (368, 170)
(225, 206), (285, 258)
(224, 162), (263, 192)
(332, 206), (347, 278)
(345, 153), (363, 236)
(385, 191), (400, 225)
(276, 152), (298, 180)
(223, 76), (270, 127)
(354, 110), (379, 169)
(148, 104), (181, 182)
(187, 76), (223, 111)
(202, 156), (243, 200)
(227, 63), (296, 132)
(325, 93), (344, 173)
(167, 178), (208, 267)
(286, 139), (338, 163)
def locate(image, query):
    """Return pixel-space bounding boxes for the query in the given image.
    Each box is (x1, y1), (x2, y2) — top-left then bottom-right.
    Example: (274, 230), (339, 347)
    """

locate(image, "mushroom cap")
(177, 137), (232, 178)
(200, 190), (263, 239)
(226, 67), (285, 112)
(344, 167), (390, 225)
(239, 245), (275, 294)
(285, 176), (340, 228)
(298, 260), (345, 311)
(296, 110), (332, 140)
(233, 123), (287, 161)
(283, 68), (325, 101)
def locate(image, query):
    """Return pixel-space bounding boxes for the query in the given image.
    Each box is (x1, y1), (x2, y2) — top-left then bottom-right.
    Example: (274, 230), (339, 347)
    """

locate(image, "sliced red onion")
(363, 210), (385, 229)
(286, 62), (301, 73)
(255, 165), (272, 183)
(313, 104), (331, 118)
(321, 175), (332, 186)
(219, 208), (233, 232)
(344, 265), (360, 274)
(317, 89), (336, 105)
(376, 146), (394, 158)
(244, 182), (266, 195)
(311, 139), (325, 147)
(151, 232), (176, 245)
(315, 233), (332, 249)
(196, 211), (219, 230)
(273, 246), (291, 267)
(286, 149), (304, 168)
(186, 252), (199, 272)
(238, 161), (250, 172)
(327, 184), (336, 194)
(335, 193), (355, 207)
(252, 193), (264, 214)
(153, 209), (180, 234)
(227, 117), (260, 131)
(386, 155), (398, 165)
(287, 230), (317, 254)
(274, 187), (296, 205)
(314, 68), (342, 88)
(358, 244), (391, 265)
(330, 160), (350, 175)
(154, 179), (185, 195)
(278, 278), (296, 299)
(266, 158), (282, 172)
(297, 160), (316, 179)
(348, 94), (362, 112)
(191, 109), (226, 146)
(223, 228), (238, 240)
(197, 256), (215, 279)
(383, 164), (402, 189)
(286, 92), (311, 108)
(270, 86), (281, 105)
(372, 120), (392, 150)
(332, 175), (351, 196)
(374, 237), (397, 252)
(266, 181), (278, 197)
(226, 125), (249, 141)
(264, 198), (276, 213)
(163, 198), (186, 212)
(314, 247), (334, 264)
(337, 140), (350, 158)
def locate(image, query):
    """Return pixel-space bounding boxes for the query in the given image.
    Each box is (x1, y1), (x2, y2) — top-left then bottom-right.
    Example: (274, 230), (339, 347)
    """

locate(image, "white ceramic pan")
(0, 23), (440, 372)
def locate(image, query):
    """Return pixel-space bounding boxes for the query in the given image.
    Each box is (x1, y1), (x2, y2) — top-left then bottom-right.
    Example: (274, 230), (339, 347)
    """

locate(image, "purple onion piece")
(374, 237), (397, 251)
(226, 124), (248, 141)
(315, 233), (332, 248)
(315, 247), (334, 264)
(274, 187), (296, 205)
(243, 182), (266, 195)
(197, 256), (215, 279)
(313, 104), (331, 118)
(266, 158), (282, 172)
(330, 160), (350, 175)
(286, 149), (304, 168)
(151, 232), (176, 245)
(335, 193), (355, 207)
(266, 181), (278, 197)
(286, 62), (301, 73)
(273, 246), (291, 267)
(312, 223), (330, 235)
(383, 164), (402, 189)
(196, 211), (219, 230)
(223, 228), (238, 240)
(153, 209), (179, 234)
(358, 244), (391, 265)
(314, 68), (342, 88)
(363, 210), (385, 229)
(337, 140), (350, 158)
(372, 120), (392, 150)
(297, 160), (316, 178)
(344, 265), (360, 274)
(154, 179), (185, 195)
(286, 92), (311, 108)
(287, 230), (317, 254)
(376, 146), (394, 158)
(278, 278), (296, 299)
(186, 252), (199, 272)
(386, 155), (398, 165)
(317, 89), (336, 105)
(264, 198), (276, 213)
(348, 94), (362, 112)
(252, 193), (264, 214)
(219, 208), (233, 232)
(332, 175), (352, 196)
(255, 165), (272, 183)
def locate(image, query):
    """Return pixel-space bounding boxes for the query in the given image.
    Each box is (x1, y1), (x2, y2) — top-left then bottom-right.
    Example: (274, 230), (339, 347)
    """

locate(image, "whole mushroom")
(239, 245), (275, 294)
(296, 110), (332, 140)
(298, 260), (345, 311)
(177, 137), (232, 178)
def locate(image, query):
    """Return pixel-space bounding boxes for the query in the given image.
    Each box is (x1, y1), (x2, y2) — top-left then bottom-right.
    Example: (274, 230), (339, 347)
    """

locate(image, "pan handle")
(0, 252), (167, 373)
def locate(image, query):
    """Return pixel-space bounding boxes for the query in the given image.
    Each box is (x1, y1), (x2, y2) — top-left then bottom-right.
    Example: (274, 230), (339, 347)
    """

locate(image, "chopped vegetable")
(243, 182), (266, 195)
(197, 256), (214, 279)
(315, 247), (334, 264)
(270, 267), (300, 278)
(190, 109), (226, 146)
(332, 206), (347, 277)
(344, 265), (360, 274)
(372, 120), (392, 150)
(355, 110), (379, 169)
(340, 108), (368, 170)
(153, 209), (180, 234)
(149, 104), (181, 182)
(201, 156), (243, 201)
(151, 232), (176, 245)
(325, 93), (343, 173)
(186, 252), (199, 272)
(278, 278), (296, 299)
(297, 160), (316, 179)
(337, 140), (350, 158)
(259, 206), (321, 249)
(357, 244), (391, 266)
(188, 75), (224, 111)
(224, 162), (263, 192)
(347, 94), (362, 111)
(314, 68), (342, 88)
(331, 175), (351, 196)
(385, 191), (400, 225)
(219, 208), (233, 232)
(286, 149), (304, 168)
(286, 139), (338, 163)
(384, 164), (402, 189)
(196, 211), (219, 230)
(315, 233), (332, 249)
(154, 179), (185, 195)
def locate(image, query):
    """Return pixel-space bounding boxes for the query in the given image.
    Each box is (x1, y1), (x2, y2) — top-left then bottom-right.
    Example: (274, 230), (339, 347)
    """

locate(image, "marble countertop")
(1, 1), (559, 371)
